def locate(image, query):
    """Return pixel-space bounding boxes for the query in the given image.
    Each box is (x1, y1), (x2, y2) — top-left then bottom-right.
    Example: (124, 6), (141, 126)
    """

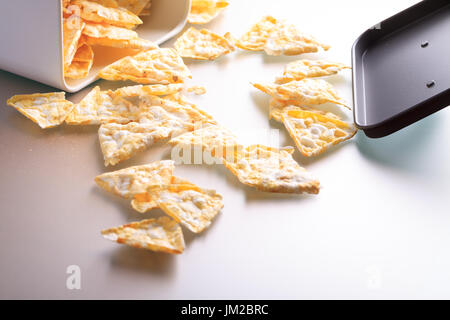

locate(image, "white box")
(0, 0), (190, 92)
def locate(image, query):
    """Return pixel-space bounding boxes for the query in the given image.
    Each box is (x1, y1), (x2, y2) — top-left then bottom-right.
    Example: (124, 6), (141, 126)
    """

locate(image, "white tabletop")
(2, 0), (450, 299)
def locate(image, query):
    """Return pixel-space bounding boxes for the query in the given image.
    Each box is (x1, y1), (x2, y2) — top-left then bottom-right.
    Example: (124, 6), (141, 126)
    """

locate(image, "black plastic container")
(352, 0), (450, 138)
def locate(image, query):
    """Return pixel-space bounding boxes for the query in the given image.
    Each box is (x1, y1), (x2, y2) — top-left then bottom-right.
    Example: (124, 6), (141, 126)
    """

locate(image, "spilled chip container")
(352, 0), (450, 138)
(0, 0), (190, 93)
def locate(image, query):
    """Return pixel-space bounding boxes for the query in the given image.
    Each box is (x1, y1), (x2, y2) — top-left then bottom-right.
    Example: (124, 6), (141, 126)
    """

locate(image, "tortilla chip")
(63, 18), (85, 68)
(6, 92), (74, 129)
(101, 216), (185, 254)
(188, 0), (229, 24)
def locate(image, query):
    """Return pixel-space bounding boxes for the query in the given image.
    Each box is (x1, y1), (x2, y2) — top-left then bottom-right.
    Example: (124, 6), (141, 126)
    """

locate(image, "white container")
(0, 0), (190, 92)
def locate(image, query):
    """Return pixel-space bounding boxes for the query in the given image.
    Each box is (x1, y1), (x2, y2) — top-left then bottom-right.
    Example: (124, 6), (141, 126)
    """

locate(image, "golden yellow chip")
(99, 48), (191, 84)
(63, 18), (85, 69)
(131, 177), (223, 234)
(252, 79), (349, 108)
(89, 0), (119, 8)
(99, 119), (187, 166)
(276, 60), (351, 84)
(116, 0), (151, 15)
(223, 145), (320, 194)
(269, 98), (341, 123)
(6, 92), (74, 129)
(82, 22), (157, 49)
(188, 0), (229, 24)
(64, 43), (94, 79)
(95, 160), (175, 199)
(169, 125), (241, 160)
(236, 16), (278, 51)
(264, 21), (330, 56)
(281, 109), (357, 157)
(101, 216), (185, 254)
(237, 16), (329, 56)
(111, 84), (184, 97)
(175, 27), (235, 60)
(187, 85), (207, 95)
(73, 0), (143, 29)
(65, 86), (141, 125)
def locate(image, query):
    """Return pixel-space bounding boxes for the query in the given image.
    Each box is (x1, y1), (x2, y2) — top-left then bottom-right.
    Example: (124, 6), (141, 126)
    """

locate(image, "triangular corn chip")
(73, 0), (142, 29)
(223, 144), (320, 194)
(65, 86), (142, 125)
(99, 119), (187, 166)
(82, 22), (157, 49)
(269, 98), (341, 123)
(264, 21), (330, 56)
(169, 125), (241, 160)
(6, 92), (74, 129)
(101, 216), (185, 254)
(236, 16), (329, 56)
(187, 85), (207, 95)
(111, 84), (184, 97)
(95, 160), (175, 198)
(275, 60), (351, 84)
(132, 177), (223, 234)
(99, 48), (191, 84)
(236, 16), (278, 51)
(281, 109), (357, 157)
(253, 79), (349, 108)
(63, 19), (85, 68)
(175, 27), (235, 60)
(188, 0), (229, 24)
(89, 0), (119, 8)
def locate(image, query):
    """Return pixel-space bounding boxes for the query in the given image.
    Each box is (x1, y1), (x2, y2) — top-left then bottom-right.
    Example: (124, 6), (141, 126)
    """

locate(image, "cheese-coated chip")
(253, 79), (349, 108)
(269, 98), (341, 123)
(63, 18), (85, 68)
(82, 22), (157, 49)
(275, 60), (351, 84)
(223, 144), (320, 194)
(132, 177), (223, 234)
(111, 84), (184, 98)
(99, 48), (191, 84)
(6, 92), (74, 129)
(64, 43), (94, 79)
(236, 16), (278, 51)
(281, 109), (357, 157)
(65, 86), (142, 125)
(116, 0), (151, 15)
(188, 0), (229, 24)
(73, 0), (143, 29)
(101, 216), (185, 254)
(95, 160), (175, 198)
(175, 27), (235, 60)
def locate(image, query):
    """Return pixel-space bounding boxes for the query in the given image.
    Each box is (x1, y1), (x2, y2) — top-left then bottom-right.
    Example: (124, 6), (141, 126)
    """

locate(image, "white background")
(2, 0), (450, 299)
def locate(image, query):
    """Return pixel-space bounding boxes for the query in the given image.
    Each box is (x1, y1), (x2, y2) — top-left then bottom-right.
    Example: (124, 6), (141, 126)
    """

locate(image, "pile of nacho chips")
(5, 2), (359, 255)
(62, 0), (152, 80)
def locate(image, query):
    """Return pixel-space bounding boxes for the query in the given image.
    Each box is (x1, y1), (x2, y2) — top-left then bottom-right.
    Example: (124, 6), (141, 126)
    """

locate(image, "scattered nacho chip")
(187, 85), (207, 95)
(236, 16), (329, 56)
(95, 160), (175, 198)
(188, 0), (229, 24)
(99, 119), (187, 166)
(175, 27), (235, 60)
(236, 16), (278, 51)
(82, 22), (157, 49)
(269, 98), (341, 123)
(101, 216), (185, 254)
(276, 60), (351, 84)
(65, 86), (142, 125)
(264, 21), (330, 56)
(111, 84), (184, 97)
(169, 125), (241, 160)
(132, 177), (223, 234)
(99, 48), (191, 84)
(6, 93), (74, 129)
(73, 0), (143, 29)
(63, 18), (85, 68)
(281, 109), (357, 157)
(252, 79), (349, 108)
(223, 145), (320, 194)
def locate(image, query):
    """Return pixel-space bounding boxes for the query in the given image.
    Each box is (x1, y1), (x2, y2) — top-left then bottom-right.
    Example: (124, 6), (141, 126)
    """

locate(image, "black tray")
(352, 0), (450, 138)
